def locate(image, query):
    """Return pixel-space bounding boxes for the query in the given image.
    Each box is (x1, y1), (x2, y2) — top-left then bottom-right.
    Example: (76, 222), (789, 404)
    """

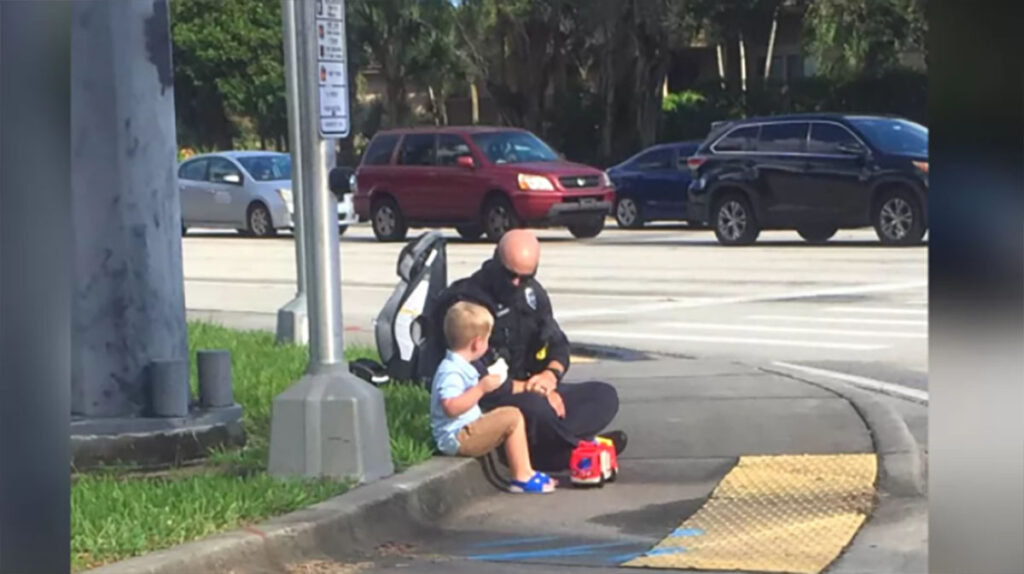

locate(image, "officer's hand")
(526, 370), (557, 395)
(479, 374), (504, 394)
(547, 391), (566, 419)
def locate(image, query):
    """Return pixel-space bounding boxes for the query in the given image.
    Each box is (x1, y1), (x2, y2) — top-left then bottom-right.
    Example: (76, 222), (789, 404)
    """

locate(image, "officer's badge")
(524, 286), (537, 310)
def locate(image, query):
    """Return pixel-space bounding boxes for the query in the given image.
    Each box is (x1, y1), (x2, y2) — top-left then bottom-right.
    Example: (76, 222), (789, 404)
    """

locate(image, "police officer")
(438, 229), (625, 472)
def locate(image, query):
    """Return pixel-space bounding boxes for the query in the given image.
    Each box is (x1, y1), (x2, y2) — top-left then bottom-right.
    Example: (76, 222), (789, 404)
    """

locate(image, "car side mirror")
(837, 142), (867, 156)
(329, 166), (355, 194)
(456, 155), (475, 169)
(222, 173), (242, 185)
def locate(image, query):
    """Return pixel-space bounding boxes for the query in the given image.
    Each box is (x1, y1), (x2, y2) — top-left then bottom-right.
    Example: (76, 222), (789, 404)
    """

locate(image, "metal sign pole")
(269, 0), (392, 483)
(275, 0), (309, 346)
(299, 0), (346, 368)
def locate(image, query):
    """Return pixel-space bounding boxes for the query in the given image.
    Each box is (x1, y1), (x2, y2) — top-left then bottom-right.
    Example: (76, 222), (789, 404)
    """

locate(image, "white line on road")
(186, 277), (691, 301)
(770, 361), (929, 404)
(555, 281), (926, 321)
(747, 315), (927, 327)
(654, 321), (926, 339)
(568, 330), (888, 351)
(826, 306), (928, 315)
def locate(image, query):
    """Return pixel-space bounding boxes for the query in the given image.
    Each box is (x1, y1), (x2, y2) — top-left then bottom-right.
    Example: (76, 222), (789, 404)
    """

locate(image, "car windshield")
(847, 118), (928, 155)
(237, 155), (292, 182)
(470, 131), (559, 164)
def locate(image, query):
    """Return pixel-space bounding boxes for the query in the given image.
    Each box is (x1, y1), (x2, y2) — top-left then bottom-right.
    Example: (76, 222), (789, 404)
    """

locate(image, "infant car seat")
(362, 231), (448, 386)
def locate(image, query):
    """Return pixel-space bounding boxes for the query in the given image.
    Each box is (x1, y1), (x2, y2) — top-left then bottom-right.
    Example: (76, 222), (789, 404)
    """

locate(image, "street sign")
(315, 0), (349, 138)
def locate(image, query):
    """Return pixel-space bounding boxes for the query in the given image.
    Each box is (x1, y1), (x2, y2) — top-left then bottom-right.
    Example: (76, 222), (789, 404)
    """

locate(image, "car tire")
(370, 197), (408, 242)
(338, 225), (348, 237)
(614, 196), (644, 229)
(712, 193), (760, 245)
(482, 196), (521, 241)
(797, 225), (838, 243)
(181, 222), (188, 237)
(873, 188), (926, 245)
(568, 217), (605, 239)
(246, 203), (277, 238)
(455, 224), (483, 241)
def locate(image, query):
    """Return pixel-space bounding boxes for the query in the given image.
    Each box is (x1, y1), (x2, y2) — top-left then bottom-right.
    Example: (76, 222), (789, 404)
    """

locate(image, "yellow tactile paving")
(624, 454), (877, 574)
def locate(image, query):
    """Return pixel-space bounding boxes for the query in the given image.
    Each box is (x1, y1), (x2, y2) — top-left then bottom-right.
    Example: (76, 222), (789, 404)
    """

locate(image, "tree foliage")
(171, 0), (286, 149)
(169, 0), (928, 163)
(804, 0), (927, 79)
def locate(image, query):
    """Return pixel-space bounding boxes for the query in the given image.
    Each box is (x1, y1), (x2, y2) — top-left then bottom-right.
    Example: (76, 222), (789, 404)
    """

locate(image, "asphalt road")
(183, 222), (927, 387)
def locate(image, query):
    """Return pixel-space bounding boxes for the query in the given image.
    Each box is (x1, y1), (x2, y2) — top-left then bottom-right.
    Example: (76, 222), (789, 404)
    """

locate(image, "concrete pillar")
(70, 0), (188, 417)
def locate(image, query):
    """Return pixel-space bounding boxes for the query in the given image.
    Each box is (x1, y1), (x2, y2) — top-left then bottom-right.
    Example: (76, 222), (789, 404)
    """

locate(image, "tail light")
(686, 156), (707, 172)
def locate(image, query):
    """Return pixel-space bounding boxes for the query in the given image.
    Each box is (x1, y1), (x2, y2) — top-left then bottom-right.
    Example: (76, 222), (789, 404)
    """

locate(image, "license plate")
(580, 198), (596, 205)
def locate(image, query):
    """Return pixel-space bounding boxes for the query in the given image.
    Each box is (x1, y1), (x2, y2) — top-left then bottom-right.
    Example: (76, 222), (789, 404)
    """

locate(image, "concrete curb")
(84, 457), (492, 574)
(760, 366), (926, 498)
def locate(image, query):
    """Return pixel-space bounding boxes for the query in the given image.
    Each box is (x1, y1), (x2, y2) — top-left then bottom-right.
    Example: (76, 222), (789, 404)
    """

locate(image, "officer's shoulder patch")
(524, 286), (537, 310)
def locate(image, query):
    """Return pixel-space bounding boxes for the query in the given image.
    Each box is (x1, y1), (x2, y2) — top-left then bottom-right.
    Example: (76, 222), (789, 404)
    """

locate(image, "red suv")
(352, 127), (614, 241)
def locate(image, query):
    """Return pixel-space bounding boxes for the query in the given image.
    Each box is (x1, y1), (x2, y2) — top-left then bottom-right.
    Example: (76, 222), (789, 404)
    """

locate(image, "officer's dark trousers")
(480, 380), (619, 472)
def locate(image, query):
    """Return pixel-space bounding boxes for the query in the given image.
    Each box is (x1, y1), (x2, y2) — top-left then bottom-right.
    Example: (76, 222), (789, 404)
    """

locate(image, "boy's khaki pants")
(455, 406), (520, 457)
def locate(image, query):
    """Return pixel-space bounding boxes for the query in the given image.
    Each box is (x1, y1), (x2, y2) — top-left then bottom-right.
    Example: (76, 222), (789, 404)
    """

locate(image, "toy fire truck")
(569, 436), (618, 487)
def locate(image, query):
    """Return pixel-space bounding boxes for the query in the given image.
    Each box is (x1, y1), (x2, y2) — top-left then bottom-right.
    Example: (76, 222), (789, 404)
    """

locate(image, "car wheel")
(873, 188), (925, 245)
(370, 197), (408, 242)
(181, 222), (187, 237)
(482, 196), (520, 241)
(614, 196), (644, 229)
(455, 224), (483, 241)
(246, 203), (277, 238)
(568, 217), (605, 239)
(797, 225), (838, 243)
(338, 225), (348, 237)
(712, 194), (760, 245)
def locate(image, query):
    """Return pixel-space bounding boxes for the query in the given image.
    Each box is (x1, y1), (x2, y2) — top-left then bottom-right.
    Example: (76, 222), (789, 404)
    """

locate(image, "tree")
(349, 0), (448, 127)
(171, 0), (287, 150)
(804, 0), (927, 79)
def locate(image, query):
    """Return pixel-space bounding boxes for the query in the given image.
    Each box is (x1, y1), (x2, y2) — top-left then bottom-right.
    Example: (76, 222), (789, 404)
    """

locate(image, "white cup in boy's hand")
(486, 357), (509, 382)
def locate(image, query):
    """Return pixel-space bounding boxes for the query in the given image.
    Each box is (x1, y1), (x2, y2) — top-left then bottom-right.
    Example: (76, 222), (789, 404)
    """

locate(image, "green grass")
(71, 321), (433, 571)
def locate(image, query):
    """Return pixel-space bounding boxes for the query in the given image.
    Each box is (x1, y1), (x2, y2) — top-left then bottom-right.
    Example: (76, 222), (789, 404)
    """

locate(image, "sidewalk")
(88, 355), (927, 574)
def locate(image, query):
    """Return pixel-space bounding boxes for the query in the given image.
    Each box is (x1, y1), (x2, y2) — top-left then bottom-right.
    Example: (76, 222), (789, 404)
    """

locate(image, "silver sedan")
(178, 151), (357, 237)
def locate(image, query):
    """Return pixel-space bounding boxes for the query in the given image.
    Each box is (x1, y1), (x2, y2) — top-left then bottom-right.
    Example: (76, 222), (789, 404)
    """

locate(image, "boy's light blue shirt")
(430, 350), (483, 456)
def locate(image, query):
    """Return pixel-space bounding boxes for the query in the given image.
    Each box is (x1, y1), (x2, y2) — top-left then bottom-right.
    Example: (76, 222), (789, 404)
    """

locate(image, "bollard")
(150, 359), (190, 417)
(197, 349), (234, 408)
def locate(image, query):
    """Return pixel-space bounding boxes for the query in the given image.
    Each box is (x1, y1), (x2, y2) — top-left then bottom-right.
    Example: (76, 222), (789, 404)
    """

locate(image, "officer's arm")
(536, 284), (571, 375)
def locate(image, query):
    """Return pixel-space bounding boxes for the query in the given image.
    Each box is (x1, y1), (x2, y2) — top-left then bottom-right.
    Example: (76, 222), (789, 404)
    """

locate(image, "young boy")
(430, 301), (554, 494)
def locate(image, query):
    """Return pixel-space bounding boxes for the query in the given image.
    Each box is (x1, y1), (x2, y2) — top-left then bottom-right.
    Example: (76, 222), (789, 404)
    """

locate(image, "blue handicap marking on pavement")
(470, 536), (561, 549)
(466, 541), (637, 562)
(648, 546), (689, 556)
(670, 527), (705, 538)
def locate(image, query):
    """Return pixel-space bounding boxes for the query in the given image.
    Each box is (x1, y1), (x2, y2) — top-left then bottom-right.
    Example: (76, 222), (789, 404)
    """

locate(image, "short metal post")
(197, 350), (234, 408)
(149, 359), (190, 417)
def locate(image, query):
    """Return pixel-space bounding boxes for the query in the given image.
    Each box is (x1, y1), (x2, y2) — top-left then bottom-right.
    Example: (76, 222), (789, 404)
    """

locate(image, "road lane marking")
(655, 321), (926, 339)
(186, 277), (682, 301)
(567, 330), (887, 351)
(555, 281), (926, 321)
(747, 315), (927, 327)
(826, 306), (928, 315)
(770, 361), (929, 404)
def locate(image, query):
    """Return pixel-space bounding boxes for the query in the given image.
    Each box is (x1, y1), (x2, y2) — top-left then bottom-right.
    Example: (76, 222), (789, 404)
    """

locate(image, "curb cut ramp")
(624, 454), (877, 574)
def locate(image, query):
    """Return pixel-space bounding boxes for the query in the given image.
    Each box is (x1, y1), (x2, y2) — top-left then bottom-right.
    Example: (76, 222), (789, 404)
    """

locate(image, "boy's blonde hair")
(443, 301), (494, 350)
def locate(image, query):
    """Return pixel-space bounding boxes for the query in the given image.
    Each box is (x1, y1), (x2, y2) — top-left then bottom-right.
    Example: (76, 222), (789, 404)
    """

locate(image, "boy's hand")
(479, 373), (504, 393)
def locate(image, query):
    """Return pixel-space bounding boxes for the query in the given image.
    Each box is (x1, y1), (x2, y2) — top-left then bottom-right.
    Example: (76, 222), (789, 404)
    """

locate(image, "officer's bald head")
(497, 229), (540, 284)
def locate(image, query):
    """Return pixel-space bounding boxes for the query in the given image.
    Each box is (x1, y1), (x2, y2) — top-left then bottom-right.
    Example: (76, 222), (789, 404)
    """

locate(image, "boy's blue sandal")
(509, 472), (555, 494)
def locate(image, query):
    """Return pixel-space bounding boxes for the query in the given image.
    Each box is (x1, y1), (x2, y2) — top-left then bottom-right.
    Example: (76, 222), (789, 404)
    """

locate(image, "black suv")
(686, 114), (928, 245)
